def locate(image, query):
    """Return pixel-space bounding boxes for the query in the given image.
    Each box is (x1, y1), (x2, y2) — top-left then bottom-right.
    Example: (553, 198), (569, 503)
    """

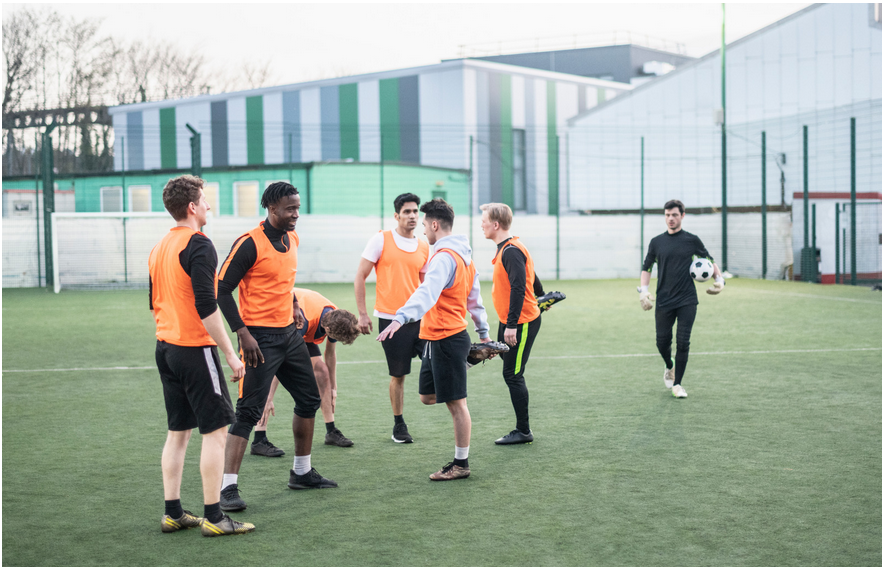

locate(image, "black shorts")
(229, 329), (321, 439)
(418, 329), (471, 403)
(379, 318), (424, 377)
(306, 342), (322, 358)
(155, 341), (236, 435)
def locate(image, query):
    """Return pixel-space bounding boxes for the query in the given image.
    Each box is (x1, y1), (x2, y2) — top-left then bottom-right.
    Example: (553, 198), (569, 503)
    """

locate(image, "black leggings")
(497, 316), (541, 433)
(655, 303), (697, 386)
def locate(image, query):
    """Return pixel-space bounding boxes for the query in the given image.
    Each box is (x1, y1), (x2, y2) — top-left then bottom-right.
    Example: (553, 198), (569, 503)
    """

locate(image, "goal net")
(51, 212), (214, 293)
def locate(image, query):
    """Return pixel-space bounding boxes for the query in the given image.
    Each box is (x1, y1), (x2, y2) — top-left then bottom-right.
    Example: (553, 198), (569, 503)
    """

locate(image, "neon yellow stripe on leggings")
(515, 322), (529, 373)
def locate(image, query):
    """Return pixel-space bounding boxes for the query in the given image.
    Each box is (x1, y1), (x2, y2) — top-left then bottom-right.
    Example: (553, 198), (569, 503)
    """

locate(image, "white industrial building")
(566, 3), (882, 281)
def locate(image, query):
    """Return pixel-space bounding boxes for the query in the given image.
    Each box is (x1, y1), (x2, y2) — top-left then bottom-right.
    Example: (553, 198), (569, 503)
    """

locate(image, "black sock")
(253, 430), (267, 444)
(165, 499), (183, 519)
(325, 421), (336, 433)
(204, 502), (224, 524)
(453, 458), (468, 468)
(394, 414), (405, 425)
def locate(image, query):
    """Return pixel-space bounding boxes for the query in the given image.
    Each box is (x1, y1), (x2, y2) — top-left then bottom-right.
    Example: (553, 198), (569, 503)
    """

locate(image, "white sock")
(222, 474), (238, 490)
(294, 454), (311, 475)
(454, 446), (469, 460)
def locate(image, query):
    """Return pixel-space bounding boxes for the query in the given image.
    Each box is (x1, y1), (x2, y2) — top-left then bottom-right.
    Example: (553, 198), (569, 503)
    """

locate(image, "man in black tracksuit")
(639, 200), (724, 398)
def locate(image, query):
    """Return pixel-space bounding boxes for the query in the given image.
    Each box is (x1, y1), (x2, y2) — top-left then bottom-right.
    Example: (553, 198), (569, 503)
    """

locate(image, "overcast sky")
(6, 2), (811, 87)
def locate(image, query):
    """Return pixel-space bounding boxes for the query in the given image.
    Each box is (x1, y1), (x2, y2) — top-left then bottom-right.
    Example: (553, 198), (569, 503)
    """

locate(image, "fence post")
(802, 125), (810, 283)
(555, 135), (560, 281)
(380, 135), (384, 231)
(41, 124), (57, 288)
(835, 203), (840, 285)
(811, 203), (817, 283)
(721, 3), (728, 273)
(121, 137), (127, 211)
(35, 131), (42, 287)
(185, 124), (202, 178)
(469, 135), (474, 249)
(850, 117), (856, 285)
(761, 131), (767, 280)
(640, 136), (645, 269)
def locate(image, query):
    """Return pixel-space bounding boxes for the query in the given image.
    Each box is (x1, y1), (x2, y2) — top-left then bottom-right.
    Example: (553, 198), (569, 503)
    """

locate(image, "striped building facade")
(110, 59), (629, 214)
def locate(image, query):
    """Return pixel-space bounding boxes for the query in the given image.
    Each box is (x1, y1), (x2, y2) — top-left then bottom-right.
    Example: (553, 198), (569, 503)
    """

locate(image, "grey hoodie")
(393, 234), (490, 339)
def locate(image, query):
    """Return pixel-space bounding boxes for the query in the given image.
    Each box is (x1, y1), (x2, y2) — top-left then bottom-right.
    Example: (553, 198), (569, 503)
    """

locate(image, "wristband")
(639, 285), (649, 293)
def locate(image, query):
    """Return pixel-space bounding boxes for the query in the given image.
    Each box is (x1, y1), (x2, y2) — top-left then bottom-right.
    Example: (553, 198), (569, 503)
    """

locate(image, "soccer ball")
(690, 258), (714, 282)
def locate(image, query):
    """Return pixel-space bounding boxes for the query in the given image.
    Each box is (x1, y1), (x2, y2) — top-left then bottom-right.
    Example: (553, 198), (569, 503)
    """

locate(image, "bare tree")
(3, 9), (44, 115)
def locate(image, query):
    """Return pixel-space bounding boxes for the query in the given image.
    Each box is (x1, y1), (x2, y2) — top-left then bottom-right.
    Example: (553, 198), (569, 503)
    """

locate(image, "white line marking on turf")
(531, 347), (881, 360)
(749, 289), (881, 304)
(5, 347), (879, 373)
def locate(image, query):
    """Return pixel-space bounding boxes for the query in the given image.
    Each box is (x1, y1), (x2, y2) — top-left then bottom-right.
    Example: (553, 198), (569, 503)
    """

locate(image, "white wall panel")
(511, 75), (525, 129)
(419, 69), (465, 170)
(142, 108), (161, 170)
(299, 88), (321, 162)
(532, 79), (548, 215)
(358, 80), (380, 163)
(227, 97), (247, 166)
(263, 92), (284, 164)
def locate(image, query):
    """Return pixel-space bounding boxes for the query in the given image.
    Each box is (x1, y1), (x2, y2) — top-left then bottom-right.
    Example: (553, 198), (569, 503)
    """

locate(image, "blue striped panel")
(320, 85), (340, 160)
(282, 90), (301, 163)
(126, 111), (144, 171)
(211, 101), (228, 167)
(398, 75), (420, 163)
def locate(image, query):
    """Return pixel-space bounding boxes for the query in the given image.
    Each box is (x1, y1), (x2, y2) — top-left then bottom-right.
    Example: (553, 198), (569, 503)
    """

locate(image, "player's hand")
(257, 399), (275, 427)
(503, 327), (517, 347)
(237, 329), (265, 367)
(707, 278), (725, 295)
(377, 320), (402, 342)
(331, 388), (337, 413)
(357, 313), (373, 335)
(639, 291), (654, 311)
(226, 352), (246, 381)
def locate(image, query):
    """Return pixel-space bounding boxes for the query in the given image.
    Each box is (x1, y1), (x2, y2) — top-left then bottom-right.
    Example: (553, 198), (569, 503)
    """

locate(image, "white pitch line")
(4, 347), (879, 374)
(749, 289), (881, 304)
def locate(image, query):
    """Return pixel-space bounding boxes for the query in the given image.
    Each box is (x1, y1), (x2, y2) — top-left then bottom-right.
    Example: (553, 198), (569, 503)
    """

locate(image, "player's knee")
(656, 335), (672, 349)
(293, 394), (321, 419)
(676, 340), (690, 353)
(229, 419), (256, 440)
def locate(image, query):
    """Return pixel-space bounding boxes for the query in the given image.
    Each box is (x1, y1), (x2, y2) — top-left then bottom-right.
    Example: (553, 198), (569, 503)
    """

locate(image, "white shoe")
(671, 384), (688, 398)
(663, 367), (675, 389)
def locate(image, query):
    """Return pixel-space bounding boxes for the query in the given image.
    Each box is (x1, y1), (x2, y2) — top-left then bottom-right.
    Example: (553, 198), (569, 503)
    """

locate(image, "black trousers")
(229, 329), (321, 440)
(497, 316), (541, 433)
(654, 303), (697, 386)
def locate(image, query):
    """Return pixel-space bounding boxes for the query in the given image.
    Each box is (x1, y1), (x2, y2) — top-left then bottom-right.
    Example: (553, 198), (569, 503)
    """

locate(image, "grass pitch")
(2, 279), (881, 566)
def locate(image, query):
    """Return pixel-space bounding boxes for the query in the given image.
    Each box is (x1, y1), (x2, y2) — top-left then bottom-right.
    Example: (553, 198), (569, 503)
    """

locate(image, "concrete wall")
(4, 211), (792, 289)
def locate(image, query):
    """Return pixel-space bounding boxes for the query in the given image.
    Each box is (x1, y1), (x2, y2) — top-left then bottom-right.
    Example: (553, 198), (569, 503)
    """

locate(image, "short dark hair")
(394, 193), (421, 213)
(261, 182), (299, 209)
(162, 175), (203, 221)
(664, 199), (685, 214)
(420, 198), (454, 230)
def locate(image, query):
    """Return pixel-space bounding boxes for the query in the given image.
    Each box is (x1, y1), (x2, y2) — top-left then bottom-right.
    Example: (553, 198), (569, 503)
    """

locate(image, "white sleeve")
(393, 253), (455, 326)
(361, 232), (385, 263)
(466, 270), (490, 339)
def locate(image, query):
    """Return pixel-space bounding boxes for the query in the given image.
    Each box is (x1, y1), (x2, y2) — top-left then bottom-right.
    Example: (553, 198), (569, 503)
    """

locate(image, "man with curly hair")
(260, 288), (361, 448)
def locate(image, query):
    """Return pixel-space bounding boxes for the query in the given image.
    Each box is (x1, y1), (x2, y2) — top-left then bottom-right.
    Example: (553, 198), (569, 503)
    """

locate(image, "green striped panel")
(246, 96), (264, 165)
(339, 83), (359, 161)
(547, 81), (558, 213)
(499, 74), (514, 208)
(159, 107), (177, 169)
(379, 78), (400, 162)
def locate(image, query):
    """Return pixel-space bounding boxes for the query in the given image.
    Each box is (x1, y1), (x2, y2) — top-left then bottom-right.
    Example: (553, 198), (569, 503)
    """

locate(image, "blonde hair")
(480, 202), (513, 230)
